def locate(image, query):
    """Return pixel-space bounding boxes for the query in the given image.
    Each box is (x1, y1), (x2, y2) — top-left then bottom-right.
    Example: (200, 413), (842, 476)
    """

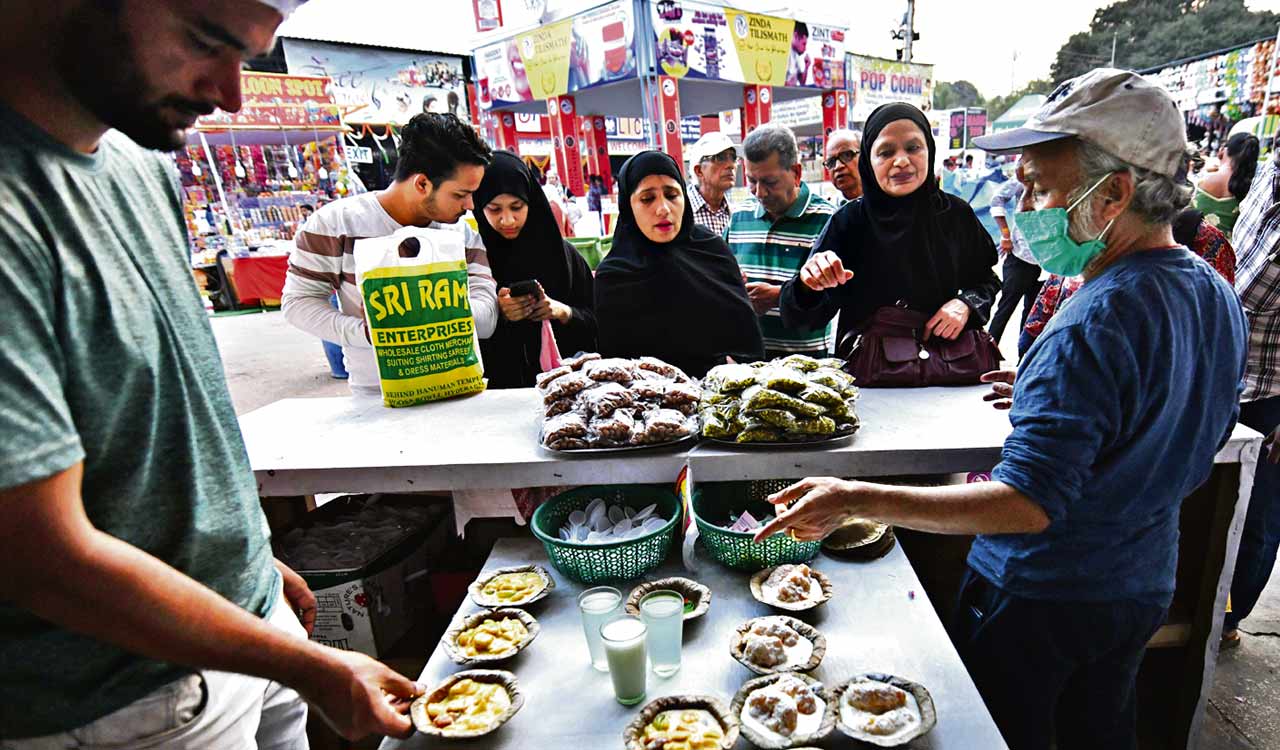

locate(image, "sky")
(279, 0), (1280, 102)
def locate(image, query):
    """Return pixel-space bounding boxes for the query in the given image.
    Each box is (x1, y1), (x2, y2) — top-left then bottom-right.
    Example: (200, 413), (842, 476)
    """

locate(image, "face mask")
(1013, 173), (1116, 277)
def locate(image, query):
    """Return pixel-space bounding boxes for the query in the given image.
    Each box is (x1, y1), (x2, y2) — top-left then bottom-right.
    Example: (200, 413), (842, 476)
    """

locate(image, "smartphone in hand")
(508, 280), (542, 299)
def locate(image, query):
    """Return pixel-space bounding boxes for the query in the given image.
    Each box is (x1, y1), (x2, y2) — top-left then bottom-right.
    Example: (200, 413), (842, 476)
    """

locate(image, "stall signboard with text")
(196, 72), (342, 131)
(847, 54), (933, 123)
(283, 39), (467, 125)
(474, 0), (636, 108)
(652, 0), (845, 88)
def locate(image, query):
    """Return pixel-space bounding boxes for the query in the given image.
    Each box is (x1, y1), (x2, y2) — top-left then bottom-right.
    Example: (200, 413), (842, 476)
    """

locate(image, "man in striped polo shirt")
(727, 124), (836, 358)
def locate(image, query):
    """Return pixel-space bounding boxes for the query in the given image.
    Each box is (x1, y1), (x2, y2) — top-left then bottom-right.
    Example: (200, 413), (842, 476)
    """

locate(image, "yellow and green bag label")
(360, 258), (485, 407)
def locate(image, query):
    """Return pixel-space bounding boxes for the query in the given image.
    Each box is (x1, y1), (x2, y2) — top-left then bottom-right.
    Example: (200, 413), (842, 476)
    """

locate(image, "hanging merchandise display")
(176, 71), (353, 279)
(1147, 37), (1277, 121)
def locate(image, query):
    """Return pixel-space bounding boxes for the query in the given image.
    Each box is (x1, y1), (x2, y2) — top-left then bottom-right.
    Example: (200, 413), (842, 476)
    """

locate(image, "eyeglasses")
(700, 149), (738, 165)
(822, 149), (858, 171)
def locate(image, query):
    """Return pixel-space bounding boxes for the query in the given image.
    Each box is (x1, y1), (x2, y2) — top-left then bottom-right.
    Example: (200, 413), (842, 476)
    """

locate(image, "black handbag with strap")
(837, 305), (1002, 387)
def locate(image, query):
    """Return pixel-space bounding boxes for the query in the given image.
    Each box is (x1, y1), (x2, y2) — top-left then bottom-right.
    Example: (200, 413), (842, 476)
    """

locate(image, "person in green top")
(0, 1), (420, 745)
(726, 123), (837, 358)
(1194, 132), (1261, 237)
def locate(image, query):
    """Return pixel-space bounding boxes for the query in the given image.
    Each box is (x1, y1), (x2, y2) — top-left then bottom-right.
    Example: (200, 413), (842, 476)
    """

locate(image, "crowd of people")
(2, 0), (1280, 749)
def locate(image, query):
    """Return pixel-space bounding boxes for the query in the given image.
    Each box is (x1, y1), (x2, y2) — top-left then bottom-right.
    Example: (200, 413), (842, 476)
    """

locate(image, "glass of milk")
(639, 589), (684, 677)
(578, 586), (622, 671)
(600, 616), (648, 705)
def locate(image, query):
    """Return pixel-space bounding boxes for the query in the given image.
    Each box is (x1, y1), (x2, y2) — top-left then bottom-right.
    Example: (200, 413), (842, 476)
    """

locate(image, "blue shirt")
(969, 248), (1247, 606)
(989, 179), (1035, 265)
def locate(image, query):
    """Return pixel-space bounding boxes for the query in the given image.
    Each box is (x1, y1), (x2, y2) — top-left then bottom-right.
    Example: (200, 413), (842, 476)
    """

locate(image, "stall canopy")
(282, 39), (470, 125)
(473, 0), (848, 118)
(991, 94), (1046, 133)
(189, 71), (346, 145)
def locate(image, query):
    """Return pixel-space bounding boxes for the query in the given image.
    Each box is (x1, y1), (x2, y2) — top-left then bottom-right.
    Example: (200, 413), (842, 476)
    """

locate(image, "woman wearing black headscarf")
(595, 150), (763, 377)
(779, 103), (1000, 350)
(474, 150), (596, 389)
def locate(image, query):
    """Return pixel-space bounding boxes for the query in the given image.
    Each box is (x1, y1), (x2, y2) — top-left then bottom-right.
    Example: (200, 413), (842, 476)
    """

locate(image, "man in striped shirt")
(1222, 149), (1280, 648)
(282, 114), (498, 396)
(726, 123), (836, 358)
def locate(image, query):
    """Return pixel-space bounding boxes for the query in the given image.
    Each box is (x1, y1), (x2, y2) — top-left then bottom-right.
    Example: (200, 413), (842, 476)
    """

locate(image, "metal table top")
(380, 537), (1009, 750)
(241, 387), (1261, 496)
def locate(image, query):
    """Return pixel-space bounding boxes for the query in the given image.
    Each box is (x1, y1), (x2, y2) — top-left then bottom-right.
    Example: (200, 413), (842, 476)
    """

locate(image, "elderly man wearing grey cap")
(687, 131), (739, 236)
(0, 1), (421, 746)
(753, 69), (1247, 748)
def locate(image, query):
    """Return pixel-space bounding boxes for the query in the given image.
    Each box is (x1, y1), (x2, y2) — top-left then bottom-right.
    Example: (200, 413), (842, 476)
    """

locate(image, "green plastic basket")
(691, 481), (821, 572)
(530, 485), (682, 584)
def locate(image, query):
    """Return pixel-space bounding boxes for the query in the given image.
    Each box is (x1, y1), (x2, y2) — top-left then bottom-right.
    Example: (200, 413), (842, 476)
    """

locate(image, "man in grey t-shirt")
(0, 1), (419, 745)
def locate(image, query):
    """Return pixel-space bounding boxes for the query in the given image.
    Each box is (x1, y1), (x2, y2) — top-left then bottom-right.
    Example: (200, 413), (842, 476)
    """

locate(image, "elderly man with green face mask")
(752, 69), (1249, 749)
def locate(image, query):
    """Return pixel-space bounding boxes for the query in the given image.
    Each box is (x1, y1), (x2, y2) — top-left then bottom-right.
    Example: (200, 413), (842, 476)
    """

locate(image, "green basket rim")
(690, 489), (800, 542)
(530, 488), (682, 551)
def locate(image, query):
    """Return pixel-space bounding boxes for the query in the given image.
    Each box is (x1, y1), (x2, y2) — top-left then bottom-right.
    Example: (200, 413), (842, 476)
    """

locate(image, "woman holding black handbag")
(779, 103), (1001, 386)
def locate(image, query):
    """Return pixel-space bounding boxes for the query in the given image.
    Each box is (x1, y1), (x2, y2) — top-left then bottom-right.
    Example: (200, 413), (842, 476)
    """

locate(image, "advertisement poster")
(847, 54), (934, 123)
(948, 110), (966, 150)
(195, 72), (341, 130)
(475, 0), (636, 107)
(652, 0), (844, 89)
(283, 39), (467, 125)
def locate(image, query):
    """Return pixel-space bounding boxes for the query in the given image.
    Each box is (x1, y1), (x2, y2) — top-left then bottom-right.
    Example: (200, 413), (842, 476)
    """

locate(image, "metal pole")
(1268, 24), (1280, 150)
(635, 0), (660, 150)
(903, 0), (915, 63)
(1110, 31), (1117, 67)
(199, 131), (238, 236)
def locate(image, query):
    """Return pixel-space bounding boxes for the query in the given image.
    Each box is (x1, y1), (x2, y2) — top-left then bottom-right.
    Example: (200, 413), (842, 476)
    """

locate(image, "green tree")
(933, 80), (984, 110)
(1050, 0), (1278, 83)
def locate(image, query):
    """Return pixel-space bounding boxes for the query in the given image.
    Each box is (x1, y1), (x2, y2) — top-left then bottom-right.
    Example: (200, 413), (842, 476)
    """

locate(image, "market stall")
(239, 385), (1261, 749)
(380, 536), (1007, 749)
(178, 71), (354, 308)
(1144, 31), (1279, 149)
(472, 0), (851, 195)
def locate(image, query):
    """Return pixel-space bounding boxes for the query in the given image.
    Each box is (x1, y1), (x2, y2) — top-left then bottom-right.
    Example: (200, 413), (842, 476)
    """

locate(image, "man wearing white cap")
(687, 130), (739, 236)
(0, 1), (420, 746)
(753, 69), (1247, 748)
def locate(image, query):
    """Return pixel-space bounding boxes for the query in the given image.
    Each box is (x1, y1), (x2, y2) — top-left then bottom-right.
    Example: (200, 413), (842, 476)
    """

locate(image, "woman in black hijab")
(779, 103), (999, 350)
(595, 150), (763, 377)
(474, 150), (596, 389)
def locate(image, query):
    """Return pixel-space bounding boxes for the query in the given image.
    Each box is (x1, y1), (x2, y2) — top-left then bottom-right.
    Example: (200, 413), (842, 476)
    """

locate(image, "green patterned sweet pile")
(699, 355), (860, 444)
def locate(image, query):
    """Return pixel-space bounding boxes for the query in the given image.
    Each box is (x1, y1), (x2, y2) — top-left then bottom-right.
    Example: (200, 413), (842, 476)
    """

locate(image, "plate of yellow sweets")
(442, 608), (540, 665)
(468, 564), (555, 608)
(623, 695), (739, 750)
(411, 670), (525, 739)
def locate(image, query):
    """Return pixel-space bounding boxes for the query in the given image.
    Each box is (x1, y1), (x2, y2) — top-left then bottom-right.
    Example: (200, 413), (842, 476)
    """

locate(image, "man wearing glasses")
(823, 129), (862, 204)
(687, 131), (740, 236)
(727, 123), (837, 358)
